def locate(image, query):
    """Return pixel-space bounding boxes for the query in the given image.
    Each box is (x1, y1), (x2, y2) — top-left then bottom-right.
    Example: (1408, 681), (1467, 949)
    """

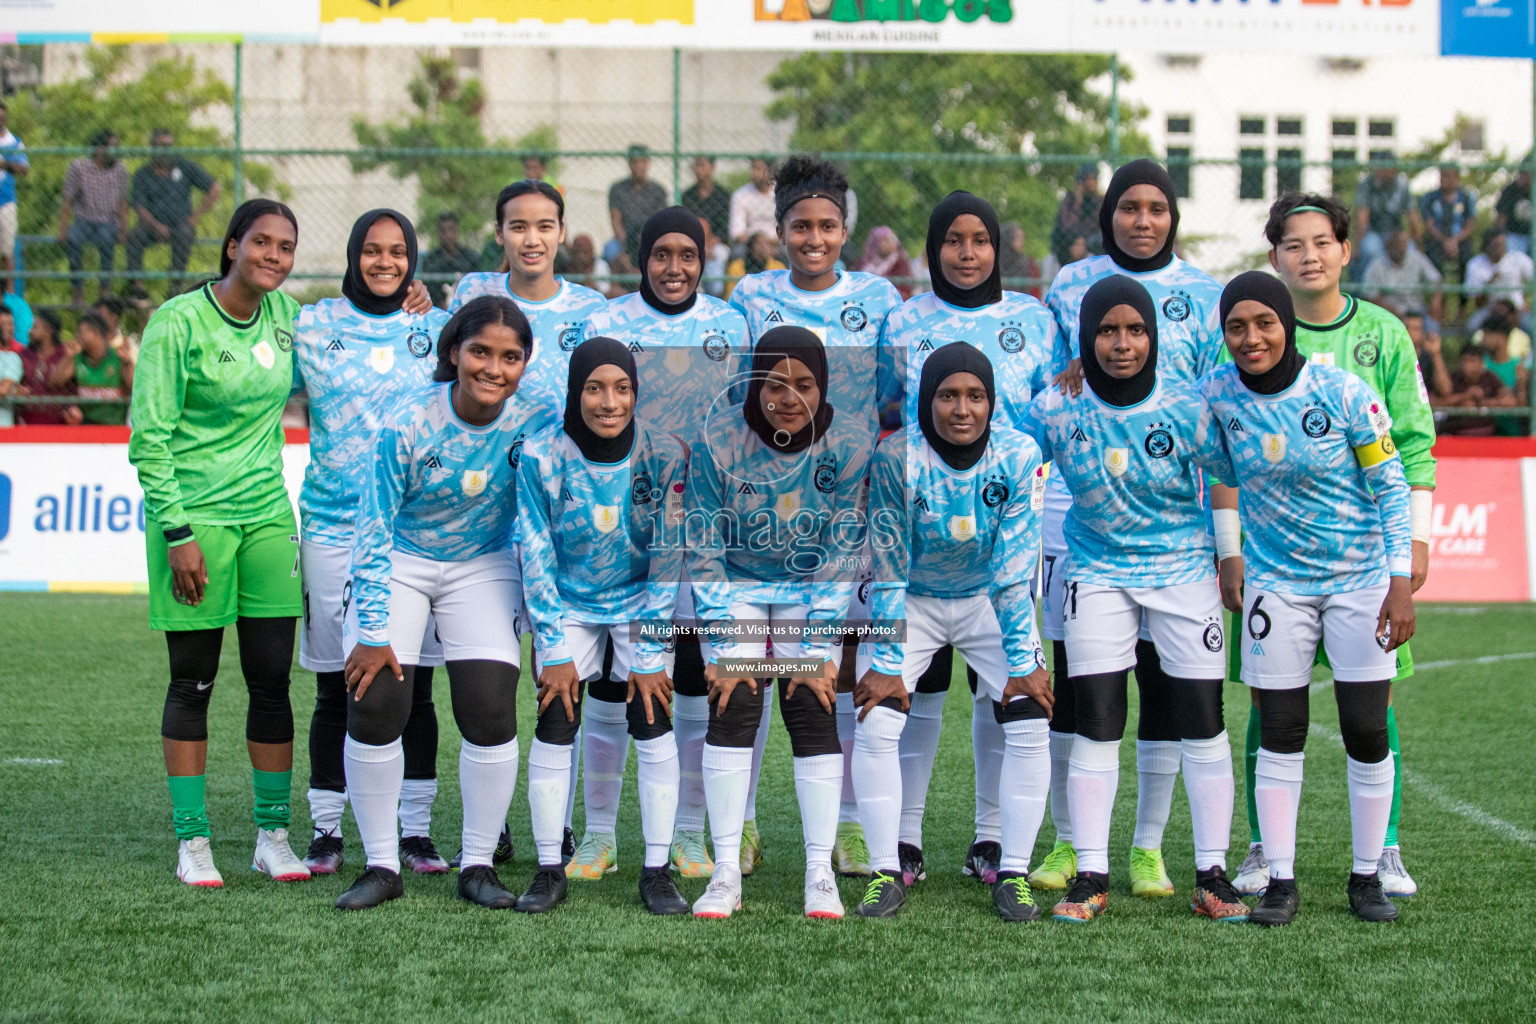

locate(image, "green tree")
(765, 52), (1146, 264)
(5, 46), (279, 304)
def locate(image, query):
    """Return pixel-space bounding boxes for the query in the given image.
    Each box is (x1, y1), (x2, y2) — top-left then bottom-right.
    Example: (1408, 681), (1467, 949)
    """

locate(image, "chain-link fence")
(1, 42), (1532, 430)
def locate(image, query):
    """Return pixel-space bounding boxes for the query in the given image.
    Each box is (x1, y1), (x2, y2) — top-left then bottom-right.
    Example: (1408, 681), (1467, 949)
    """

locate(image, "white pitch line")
(1308, 724), (1536, 851)
(1413, 651), (1536, 672)
(4, 757), (63, 766)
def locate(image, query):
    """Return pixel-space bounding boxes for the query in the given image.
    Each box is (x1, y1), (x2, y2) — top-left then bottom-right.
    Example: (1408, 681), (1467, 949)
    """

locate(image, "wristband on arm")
(1213, 508), (1242, 562)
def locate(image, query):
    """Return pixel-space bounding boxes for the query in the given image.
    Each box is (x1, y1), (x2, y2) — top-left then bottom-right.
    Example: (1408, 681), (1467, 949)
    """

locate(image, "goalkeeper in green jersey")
(1215, 192), (1434, 900)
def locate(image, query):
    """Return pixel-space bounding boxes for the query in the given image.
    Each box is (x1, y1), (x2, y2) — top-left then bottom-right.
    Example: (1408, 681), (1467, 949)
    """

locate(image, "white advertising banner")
(1, 0), (319, 38)
(0, 444), (308, 592)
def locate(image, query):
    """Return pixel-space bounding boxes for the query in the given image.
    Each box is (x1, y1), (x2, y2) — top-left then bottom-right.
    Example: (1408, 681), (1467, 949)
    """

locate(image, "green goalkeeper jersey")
(1219, 294), (1437, 489)
(129, 283), (301, 528)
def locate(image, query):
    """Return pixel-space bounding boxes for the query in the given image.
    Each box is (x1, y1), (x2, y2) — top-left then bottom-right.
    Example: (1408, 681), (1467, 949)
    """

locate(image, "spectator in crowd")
(566, 232), (614, 297)
(1436, 344), (1509, 436)
(681, 155), (731, 245)
(2, 288), (31, 344)
(608, 144), (668, 267)
(1465, 230), (1535, 331)
(998, 220), (1043, 299)
(0, 306), (21, 426)
(58, 129), (129, 307)
(1495, 162), (1532, 254)
(1403, 309), (1451, 401)
(859, 225), (914, 299)
(1476, 315), (1530, 436)
(125, 129), (220, 304)
(522, 152), (562, 192)
(1363, 228), (1444, 322)
(729, 157), (777, 246)
(1420, 164), (1477, 286)
(17, 309), (75, 425)
(419, 211), (481, 307)
(724, 230), (785, 301)
(1477, 297), (1532, 360)
(92, 293), (136, 366)
(55, 311), (131, 425)
(1352, 156), (1417, 281)
(698, 215), (731, 299)
(0, 101), (28, 295)
(1050, 163), (1102, 269)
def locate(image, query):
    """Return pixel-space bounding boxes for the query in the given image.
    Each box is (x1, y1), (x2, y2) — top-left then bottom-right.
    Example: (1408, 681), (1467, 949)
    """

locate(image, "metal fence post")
(671, 47), (682, 201)
(233, 41), (245, 206)
(1109, 53), (1120, 167)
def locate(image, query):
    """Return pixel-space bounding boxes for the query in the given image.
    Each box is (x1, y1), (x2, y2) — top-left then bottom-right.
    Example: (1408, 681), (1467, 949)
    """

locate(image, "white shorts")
(300, 539), (443, 671)
(564, 620), (677, 683)
(1239, 582), (1395, 690)
(342, 549), (524, 666)
(0, 202), (16, 257)
(1062, 577), (1225, 679)
(855, 592), (1043, 703)
(718, 599), (845, 668)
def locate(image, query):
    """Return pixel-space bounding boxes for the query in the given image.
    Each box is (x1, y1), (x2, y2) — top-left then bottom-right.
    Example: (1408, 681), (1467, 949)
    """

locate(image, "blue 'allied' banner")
(1442, 0), (1536, 58)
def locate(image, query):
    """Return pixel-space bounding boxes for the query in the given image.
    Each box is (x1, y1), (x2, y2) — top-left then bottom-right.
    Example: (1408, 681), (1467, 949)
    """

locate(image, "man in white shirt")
(1466, 230), (1535, 319)
(729, 158), (777, 246)
(1363, 229), (1443, 321)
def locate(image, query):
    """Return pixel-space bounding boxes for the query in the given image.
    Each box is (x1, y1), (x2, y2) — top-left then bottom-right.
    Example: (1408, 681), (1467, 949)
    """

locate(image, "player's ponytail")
(434, 295), (534, 383)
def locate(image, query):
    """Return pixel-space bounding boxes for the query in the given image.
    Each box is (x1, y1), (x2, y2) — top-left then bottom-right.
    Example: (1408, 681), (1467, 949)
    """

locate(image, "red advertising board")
(1417, 456), (1530, 602)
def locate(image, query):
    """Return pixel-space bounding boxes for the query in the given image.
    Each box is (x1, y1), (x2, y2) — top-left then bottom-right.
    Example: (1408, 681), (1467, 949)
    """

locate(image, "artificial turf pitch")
(1, 594), (1533, 1023)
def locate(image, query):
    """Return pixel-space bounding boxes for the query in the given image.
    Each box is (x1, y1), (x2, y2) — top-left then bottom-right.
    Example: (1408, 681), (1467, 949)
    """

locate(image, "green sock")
(167, 774), (210, 841)
(252, 768), (293, 832)
(1245, 703), (1262, 846)
(1384, 705), (1402, 848)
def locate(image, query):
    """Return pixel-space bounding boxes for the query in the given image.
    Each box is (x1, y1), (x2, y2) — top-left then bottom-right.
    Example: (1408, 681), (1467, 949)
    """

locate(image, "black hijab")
(342, 209), (417, 317)
(1221, 271), (1304, 396)
(1079, 276), (1159, 408)
(918, 342), (994, 472)
(927, 191), (1002, 309)
(744, 326), (834, 455)
(563, 337), (638, 464)
(1099, 159), (1179, 274)
(638, 207), (707, 316)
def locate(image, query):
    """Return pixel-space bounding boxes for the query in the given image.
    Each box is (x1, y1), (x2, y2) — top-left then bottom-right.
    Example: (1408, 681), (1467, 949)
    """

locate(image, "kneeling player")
(516, 338), (691, 915)
(1200, 272), (1413, 926)
(337, 296), (549, 910)
(853, 343), (1052, 921)
(1022, 277), (1243, 924)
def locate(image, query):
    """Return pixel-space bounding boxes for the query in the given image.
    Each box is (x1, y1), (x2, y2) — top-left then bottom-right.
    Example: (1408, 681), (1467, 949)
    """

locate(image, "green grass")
(2, 595), (1534, 1023)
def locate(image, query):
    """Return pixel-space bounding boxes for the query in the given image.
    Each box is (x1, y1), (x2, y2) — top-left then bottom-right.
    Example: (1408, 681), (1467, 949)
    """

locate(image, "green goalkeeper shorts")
(1225, 609), (1414, 684)
(146, 510), (302, 631)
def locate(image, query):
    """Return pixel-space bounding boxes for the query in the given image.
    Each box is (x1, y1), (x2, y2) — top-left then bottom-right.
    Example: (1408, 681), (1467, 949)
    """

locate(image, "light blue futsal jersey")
(884, 290), (1057, 432)
(1043, 254), (1224, 383)
(291, 298), (451, 547)
(729, 269), (901, 441)
(584, 292), (749, 446)
(1020, 379), (1218, 589)
(448, 274), (607, 419)
(867, 426), (1046, 676)
(686, 410), (872, 661)
(517, 420), (687, 672)
(352, 382), (553, 640)
(1196, 363), (1413, 596)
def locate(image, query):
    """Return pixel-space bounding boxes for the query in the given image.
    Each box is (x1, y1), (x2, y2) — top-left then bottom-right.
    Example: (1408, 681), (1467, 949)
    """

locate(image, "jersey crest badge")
(840, 305), (868, 332)
(462, 470), (488, 497)
(1143, 426), (1173, 459)
(1353, 338), (1381, 367)
(274, 327), (294, 353)
(814, 458), (837, 494)
(1161, 291), (1191, 322)
(948, 515), (977, 542)
(1261, 433), (1287, 464)
(251, 340), (276, 370)
(1104, 447), (1129, 478)
(593, 504), (621, 534)
(1301, 407), (1330, 438)
(981, 477), (1010, 508)
(632, 473), (654, 505)
(774, 490), (802, 521)
(997, 324), (1024, 354)
(559, 326), (583, 352)
(368, 346), (396, 375)
(665, 347), (692, 377)
(408, 330), (432, 358)
(702, 332), (729, 362)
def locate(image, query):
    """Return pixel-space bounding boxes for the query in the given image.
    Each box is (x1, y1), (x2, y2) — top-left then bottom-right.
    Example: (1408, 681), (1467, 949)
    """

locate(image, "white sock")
(581, 697), (629, 835)
(1068, 735), (1121, 875)
(308, 787), (346, 839)
(1347, 754), (1395, 876)
(1181, 733), (1234, 872)
(1132, 739), (1181, 850)
(897, 690), (945, 847)
(998, 718), (1050, 874)
(635, 733), (681, 869)
(972, 695), (1005, 843)
(837, 691), (859, 825)
(1047, 730), (1074, 844)
(1254, 747), (1305, 880)
(527, 739), (573, 866)
(458, 737), (519, 869)
(744, 681), (773, 822)
(564, 725), (580, 833)
(794, 752), (843, 870)
(397, 778), (436, 838)
(343, 736), (403, 874)
(703, 743), (752, 873)
(852, 705), (906, 873)
(673, 694), (710, 832)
